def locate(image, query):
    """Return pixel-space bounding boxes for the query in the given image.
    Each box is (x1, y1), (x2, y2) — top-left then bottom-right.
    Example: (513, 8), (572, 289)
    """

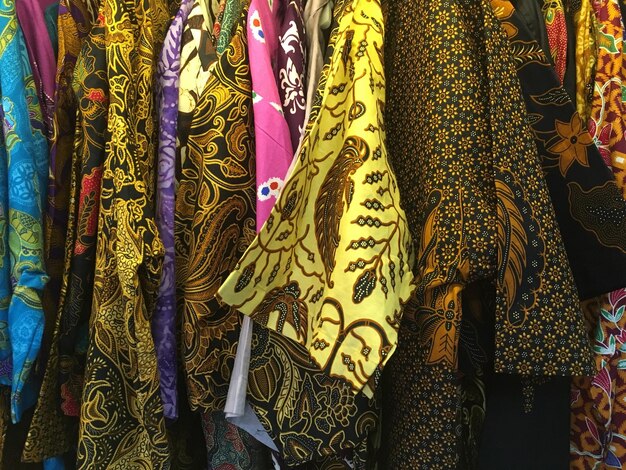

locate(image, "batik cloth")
(177, 0), (217, 143)
(219, 0), (415, 397)
(382, 0), (599, 465)
(277, 0), (306, 150)
(587, 0), (626, 193)
(0, 0), (49, 424)
(15, 0), (58, 138)
(571, 290), (626, 469)
(76, 0), (171, 465)
(225, 0), (295, 419)
(175, 0), (239, 413)
(155, 0), (194, 422)
(572, 0), (596, 122)
(22, 0), (98, 461)
(495, 0), (626, 300)
(569, 1), (626, 468)
(249, 0), (294, 231)
(217, 0), (242, 51)
(541, 0), (568, 83)
(177, 2), (380, 465)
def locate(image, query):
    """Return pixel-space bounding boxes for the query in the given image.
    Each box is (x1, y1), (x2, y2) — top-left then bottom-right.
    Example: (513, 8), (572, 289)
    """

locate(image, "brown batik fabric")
(382, 0), (597, 466)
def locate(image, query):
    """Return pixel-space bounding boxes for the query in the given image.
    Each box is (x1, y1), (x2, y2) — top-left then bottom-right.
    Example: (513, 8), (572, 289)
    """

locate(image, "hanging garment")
(486, 0), (626, 467)
(0, 0), (49, 424)
(495, 0), (626, 300)
(250, 0), (294, 239)
(76, 0), (171, 465)
(585, 0), (626, 193)
(569, 1), (626, 467)
(22, 0), (98, 461)
(382, 0), (600, 465)
(277, 0), (306, 150)
(15, 0), (58, 138)
(541, 0), (568, 83)
(179, 0), (380, 465)
(177, 0), (217, 149)
(175, 0), (252, 414)
(302, 0), (331, 126)
(572, 0), (596, 122)
(570, 291), (626, 469)
(219, 0), (415, 397)
(54, 24), (108, 421)
(155, 0), (195, 422)
(175, 4), (273, 466)
(225, 0), (295, 420)
(217, 0), (243, 51)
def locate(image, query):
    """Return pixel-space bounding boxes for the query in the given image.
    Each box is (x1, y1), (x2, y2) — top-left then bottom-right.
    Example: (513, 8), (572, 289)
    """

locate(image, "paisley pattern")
(0, 0), (49, 424)
(175, 6), (255, 413)
(218, 0), (415, 396)
(76, 0), (171, 465)
(55, 19), (108, 419)
(177, 2), (380, 466)
(177, 0), (217, 150)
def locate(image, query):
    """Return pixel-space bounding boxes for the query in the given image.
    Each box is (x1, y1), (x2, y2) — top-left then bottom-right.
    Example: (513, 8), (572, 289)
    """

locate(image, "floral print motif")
(249, 9), (265, 42)
(257, 177), (283, 201)
(548, 112), (593, 176)
(571, 290), (626, 469)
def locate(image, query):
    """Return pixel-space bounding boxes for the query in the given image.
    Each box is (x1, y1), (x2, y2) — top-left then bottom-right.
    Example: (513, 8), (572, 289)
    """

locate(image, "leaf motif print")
(314, 135), (369, 286)
(353, 268), (376, 303)
(531, 86), (572, 106)
(495, 182), (528, 326)
(255, 281), (308, 342)
(508, 40), (546, 68)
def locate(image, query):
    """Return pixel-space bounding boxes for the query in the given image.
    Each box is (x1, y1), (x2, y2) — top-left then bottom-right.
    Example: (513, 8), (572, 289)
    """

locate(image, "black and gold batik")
(76, 0), (171, 465)
(382, 0), (597, 466)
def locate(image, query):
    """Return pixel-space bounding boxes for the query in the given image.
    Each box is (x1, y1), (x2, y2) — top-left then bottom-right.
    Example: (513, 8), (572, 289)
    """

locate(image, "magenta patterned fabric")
(249, 0), (294, 229)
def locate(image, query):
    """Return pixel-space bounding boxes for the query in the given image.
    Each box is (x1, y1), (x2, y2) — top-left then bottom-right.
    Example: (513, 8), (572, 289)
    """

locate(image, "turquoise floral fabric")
(0, 0), (49, 424)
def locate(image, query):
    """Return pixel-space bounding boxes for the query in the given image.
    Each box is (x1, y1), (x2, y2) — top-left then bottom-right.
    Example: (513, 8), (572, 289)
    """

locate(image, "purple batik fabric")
(16, 0), (57, 139)
(277, 0), (306, 151)
(155, 0), (194, 421)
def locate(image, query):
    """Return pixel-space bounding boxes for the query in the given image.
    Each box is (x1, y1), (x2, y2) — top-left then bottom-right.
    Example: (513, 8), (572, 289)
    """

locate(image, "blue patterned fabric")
(0, 0), (49, 423)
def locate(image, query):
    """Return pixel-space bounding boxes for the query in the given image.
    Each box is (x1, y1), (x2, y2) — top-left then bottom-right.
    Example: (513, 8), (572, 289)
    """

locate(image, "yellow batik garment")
(218, 0), (415, 396)
(573, 0), (596, 122)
